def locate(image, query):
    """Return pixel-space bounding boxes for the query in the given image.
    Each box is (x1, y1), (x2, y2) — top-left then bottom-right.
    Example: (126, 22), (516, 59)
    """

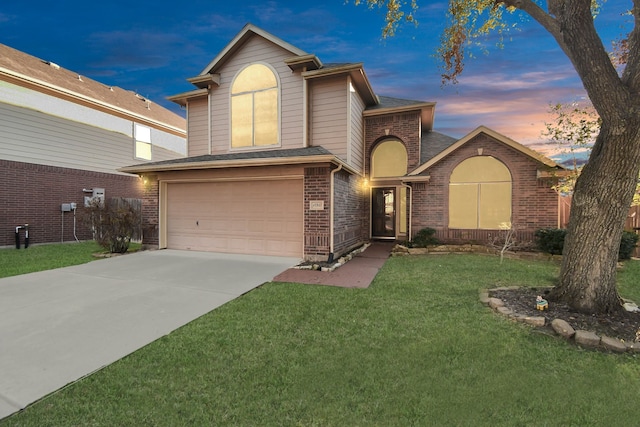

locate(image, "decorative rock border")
(480, 287), (640, 354)
(293, 243), (371, 272)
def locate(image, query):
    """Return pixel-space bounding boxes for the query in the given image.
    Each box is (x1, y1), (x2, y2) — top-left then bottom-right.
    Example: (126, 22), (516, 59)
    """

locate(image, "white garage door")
(166, 179), (303, 257)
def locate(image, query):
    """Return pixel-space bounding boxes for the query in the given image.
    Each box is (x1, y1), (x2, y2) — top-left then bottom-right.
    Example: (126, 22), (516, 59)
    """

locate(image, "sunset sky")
(0, 1), (630, 161)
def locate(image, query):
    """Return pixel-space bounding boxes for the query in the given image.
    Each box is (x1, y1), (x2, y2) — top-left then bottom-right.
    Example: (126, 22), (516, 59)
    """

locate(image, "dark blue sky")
(0, 1), (629, 157)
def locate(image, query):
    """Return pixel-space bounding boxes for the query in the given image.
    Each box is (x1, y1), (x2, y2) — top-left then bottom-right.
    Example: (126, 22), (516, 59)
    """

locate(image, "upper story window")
(231, 63), (279, 148)
(134, 124), (152, 160)
(449, 156), (512, 229)
(371, 140), (408, 178)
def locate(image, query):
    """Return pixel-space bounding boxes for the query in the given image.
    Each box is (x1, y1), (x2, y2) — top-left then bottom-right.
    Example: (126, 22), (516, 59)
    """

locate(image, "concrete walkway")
(0, 250), (299, 420)
(273, 242), (394, 288)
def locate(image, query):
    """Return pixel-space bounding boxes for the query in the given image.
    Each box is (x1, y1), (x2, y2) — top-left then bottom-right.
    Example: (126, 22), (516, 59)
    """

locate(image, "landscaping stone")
(479, 291), (490, 305)
(523, 316), (545, 327)
(488, 298), (505, 309)
(600, 336), (627, 353)
(625, 342), (640, 353)
(484, 286), (638, 354)
(551, 318), (575, 339)
(574, 330), (601, 349)
(497, 306), (514, 316)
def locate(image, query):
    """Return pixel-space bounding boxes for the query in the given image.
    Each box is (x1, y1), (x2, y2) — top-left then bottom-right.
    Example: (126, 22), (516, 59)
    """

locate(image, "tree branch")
(621, 0), (640, 92)
(500, 0), (565, 50)
(504, 0), (628, 122)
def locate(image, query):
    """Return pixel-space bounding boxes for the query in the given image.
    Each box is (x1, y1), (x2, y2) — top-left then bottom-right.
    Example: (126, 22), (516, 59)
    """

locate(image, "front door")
(372, 188), (395, 238)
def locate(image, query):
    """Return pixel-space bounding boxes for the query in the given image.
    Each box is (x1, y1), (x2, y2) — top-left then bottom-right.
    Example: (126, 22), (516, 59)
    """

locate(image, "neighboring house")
(0, 43), (186, 247)
(122, 24), (564, 261)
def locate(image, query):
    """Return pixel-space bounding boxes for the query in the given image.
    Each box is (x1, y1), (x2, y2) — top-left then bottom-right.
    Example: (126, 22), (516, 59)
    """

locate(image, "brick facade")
(364, 112), (421, 176)
(141, 175), (159, 247)
(332, 168), (367, 257)
(1, 159), (143, 247)
(410, 134), (559, 244)
(304, 166), (331, 261)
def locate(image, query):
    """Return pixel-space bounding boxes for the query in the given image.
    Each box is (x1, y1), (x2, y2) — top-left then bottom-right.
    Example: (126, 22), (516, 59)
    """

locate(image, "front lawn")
(0, 241), (103, 278)
(2, 254), (640, 426)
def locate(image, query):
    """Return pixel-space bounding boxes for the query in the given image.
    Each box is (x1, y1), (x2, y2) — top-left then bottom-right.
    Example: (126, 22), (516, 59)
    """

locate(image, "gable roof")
(365, 96), (436, 131)
(409, 125), (561, 176)
(420, 131), (459, 164)
(0, 43), (186, 135)
(199, 23), (310, 75)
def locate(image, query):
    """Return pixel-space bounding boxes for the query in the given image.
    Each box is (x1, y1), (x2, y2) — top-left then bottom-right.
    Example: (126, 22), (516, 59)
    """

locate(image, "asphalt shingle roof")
(420, 131), (459, 164)
(125, 146), (333, 169)
(0, 43), (186, 131)
(369, 95), (433, 111)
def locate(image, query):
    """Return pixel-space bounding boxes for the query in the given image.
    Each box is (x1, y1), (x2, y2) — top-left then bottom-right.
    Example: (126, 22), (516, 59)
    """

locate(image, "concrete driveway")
(0, 249), (298, 420)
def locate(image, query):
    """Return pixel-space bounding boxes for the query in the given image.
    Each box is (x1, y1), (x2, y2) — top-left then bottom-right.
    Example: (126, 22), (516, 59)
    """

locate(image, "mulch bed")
(490, 287), (640, 343)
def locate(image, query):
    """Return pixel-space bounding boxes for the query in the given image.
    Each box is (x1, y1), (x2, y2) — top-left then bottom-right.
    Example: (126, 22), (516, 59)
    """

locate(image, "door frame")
(371, 186), (396, 239)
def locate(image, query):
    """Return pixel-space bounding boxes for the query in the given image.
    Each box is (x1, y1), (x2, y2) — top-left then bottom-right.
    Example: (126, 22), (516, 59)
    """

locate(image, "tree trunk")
(551, 120), (640, 314)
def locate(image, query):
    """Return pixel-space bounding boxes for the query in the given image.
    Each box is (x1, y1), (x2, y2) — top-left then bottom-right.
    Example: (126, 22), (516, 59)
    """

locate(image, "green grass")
(0, 242), (103, 278)
(0, 241), (142, 278)
(2, 254), (640, 426)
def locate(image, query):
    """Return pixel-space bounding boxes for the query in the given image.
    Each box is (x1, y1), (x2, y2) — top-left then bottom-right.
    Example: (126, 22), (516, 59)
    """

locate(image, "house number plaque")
(309, 200), (324, 210)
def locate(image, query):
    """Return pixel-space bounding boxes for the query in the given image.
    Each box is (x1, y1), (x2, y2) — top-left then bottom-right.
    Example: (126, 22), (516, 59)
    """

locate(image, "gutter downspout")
(302, 68), (309, 147)
(401, 182), (413, 241)
(329, 163), (343, 262)
(208, 85), (212, 154)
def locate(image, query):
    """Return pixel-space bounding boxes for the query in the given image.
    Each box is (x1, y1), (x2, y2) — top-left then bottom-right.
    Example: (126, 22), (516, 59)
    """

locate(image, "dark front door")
(372, 188), (395, 238)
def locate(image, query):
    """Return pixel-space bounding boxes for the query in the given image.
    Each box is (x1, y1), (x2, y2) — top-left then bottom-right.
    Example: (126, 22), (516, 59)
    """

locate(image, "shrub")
(619, 231), (639, 260)
(410, 227), (440, 248)
(534, 228), (566, 255)
(82, 198), (141, 253)
(535, 228), (639, 260)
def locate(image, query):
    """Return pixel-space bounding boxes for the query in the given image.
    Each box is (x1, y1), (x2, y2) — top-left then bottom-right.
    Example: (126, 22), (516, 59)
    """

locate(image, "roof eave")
(303, 63), (377, 106)
(119, 153), (359, 175)
(285, 54), (323, 72)
(186, 73), (221, 89)
(409, 125), (562, 176)
(0, 67), (186, 137)
(199, 24), (308, 75)
(364, 102), (436, 130)
(167, 88), (209, 106)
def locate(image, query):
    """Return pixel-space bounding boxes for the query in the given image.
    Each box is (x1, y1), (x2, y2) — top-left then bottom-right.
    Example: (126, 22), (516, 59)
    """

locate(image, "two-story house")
(0, 43), (186, 246)
(122, 24), (564, 261)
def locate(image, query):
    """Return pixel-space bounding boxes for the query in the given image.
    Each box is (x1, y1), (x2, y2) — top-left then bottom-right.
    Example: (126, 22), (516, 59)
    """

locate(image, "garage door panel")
(166, 179), (302, 257)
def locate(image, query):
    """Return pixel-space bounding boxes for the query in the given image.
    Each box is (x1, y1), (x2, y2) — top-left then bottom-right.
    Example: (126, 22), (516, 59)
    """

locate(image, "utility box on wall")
(84, 187), (105, 207)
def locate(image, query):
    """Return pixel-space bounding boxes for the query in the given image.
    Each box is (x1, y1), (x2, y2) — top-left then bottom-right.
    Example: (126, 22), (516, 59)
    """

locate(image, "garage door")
(166, 179), (303, 257)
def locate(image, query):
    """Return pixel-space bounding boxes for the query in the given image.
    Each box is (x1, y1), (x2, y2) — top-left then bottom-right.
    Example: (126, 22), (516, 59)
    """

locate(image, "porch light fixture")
(362, 177), (369, 190)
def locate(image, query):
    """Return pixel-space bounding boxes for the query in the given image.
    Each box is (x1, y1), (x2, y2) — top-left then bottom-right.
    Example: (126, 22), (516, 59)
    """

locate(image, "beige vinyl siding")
(309, 76), (348, 161)
(349, 87), (365, 173)
(209, 36), (304, 153)
(186, 97), (209, 156)
(0, 102), (180, 174)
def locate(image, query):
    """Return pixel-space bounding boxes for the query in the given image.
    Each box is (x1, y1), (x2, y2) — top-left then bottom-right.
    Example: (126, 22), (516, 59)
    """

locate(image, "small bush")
(619, 231), (639, 260)
(410, 227), (440, 248)
(82, 198), (141, 253)
(534, 228), (566, 255)
(535, 228), (639, 260)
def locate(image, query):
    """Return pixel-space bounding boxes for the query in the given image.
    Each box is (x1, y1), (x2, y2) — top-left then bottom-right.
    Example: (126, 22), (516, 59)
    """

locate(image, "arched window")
(371, 140), (408, 178)
(231, 64), (279, 148)
(449, 156), (512, 229)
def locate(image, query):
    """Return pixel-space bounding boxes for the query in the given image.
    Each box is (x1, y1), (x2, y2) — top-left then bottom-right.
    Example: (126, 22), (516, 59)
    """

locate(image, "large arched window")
(449, 156), (512, 229)
(231, 63), (279, 148)
(371, 140), (408, 178)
